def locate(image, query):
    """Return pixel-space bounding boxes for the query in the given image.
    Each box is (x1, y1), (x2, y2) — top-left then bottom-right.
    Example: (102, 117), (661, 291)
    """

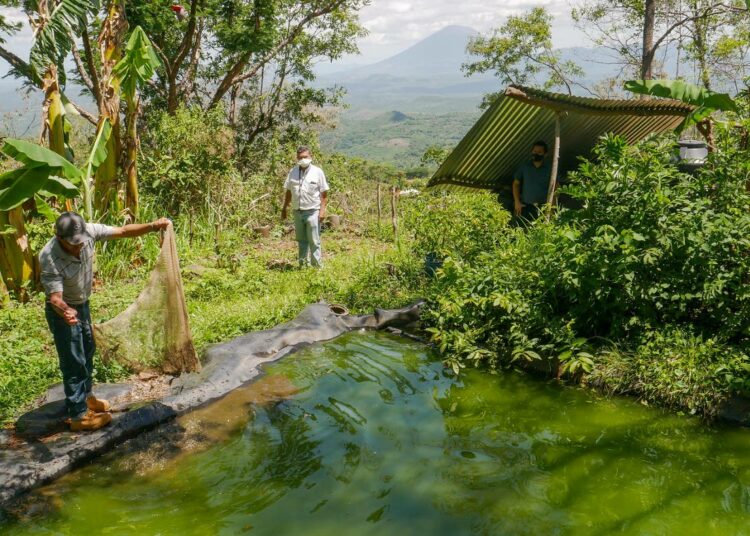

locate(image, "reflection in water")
(4, 331), (750, 535)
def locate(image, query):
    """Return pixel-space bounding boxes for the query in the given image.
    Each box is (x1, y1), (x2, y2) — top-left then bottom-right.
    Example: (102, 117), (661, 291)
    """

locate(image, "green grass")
(0, 228), (426, 425)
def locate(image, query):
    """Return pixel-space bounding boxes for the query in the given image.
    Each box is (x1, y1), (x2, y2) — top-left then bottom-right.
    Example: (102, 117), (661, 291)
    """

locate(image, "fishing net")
(94, 224), (200, 374)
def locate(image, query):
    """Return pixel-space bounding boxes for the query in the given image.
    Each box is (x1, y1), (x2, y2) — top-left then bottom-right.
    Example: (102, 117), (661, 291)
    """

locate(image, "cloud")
(358, 0), (576, 49)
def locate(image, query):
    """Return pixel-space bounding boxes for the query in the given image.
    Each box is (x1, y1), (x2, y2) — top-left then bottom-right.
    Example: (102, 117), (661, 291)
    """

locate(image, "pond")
(3, 331), (750, 535)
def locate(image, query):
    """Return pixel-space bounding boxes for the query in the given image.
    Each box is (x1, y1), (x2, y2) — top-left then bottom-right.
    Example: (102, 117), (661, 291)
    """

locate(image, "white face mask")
(298, 158), (312, 168)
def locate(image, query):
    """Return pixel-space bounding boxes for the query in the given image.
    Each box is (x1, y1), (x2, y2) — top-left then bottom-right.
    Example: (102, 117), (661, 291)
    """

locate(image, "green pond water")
(4, 331), (750, 535)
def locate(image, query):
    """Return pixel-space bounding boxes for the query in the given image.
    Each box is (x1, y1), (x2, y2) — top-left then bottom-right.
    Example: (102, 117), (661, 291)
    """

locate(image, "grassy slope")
(320, 110), (479, 168)
(0, 229), (424, 425)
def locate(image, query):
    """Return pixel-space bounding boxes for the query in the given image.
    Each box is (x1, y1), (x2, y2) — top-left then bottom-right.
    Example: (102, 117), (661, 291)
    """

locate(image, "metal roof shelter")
(428, 85), (694, 192)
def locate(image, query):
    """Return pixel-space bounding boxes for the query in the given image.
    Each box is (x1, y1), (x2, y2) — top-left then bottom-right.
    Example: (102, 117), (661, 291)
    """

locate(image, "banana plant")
(0, 122), (111, 299)
(113, 26), (162, 221)
(0, 120), (112, 217)
(94, 0), (128, 219)
(0, 207), (36, 302)
(624, 79), (737, 148)
(28, 0), (98, 161)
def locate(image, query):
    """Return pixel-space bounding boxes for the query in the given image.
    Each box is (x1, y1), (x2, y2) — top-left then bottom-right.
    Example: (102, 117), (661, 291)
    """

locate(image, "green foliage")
(463, 7), (584, 102)
(0, 139), (81, 211)
(140, 106), (244, 219)
(408, 192), (510, 260)
(420, 145), (452, 169)
(114, 26), (161, 102)
(29, 0), (95, 82)
(422, 133), (750, 417)
(0, 298), (61, 423)
(624, 79), (738, 132)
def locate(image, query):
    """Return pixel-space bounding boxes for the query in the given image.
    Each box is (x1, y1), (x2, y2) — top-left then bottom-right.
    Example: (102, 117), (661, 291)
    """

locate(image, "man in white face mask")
(281, 146), (330, 268)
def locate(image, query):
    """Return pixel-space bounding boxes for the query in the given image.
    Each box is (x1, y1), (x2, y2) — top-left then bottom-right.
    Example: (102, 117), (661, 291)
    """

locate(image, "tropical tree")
(113, 25), (161, 220)
(463, 7), (584, 103)
(0, 139), (83, 300)
(0, 121), (111, 300)
(572, 0), (747, 85)
(93, 0), (128, 219)
(27, 0), (98, 159)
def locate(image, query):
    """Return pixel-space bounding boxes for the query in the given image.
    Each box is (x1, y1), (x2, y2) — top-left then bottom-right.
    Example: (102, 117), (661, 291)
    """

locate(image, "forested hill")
(316, 26), (623, 168)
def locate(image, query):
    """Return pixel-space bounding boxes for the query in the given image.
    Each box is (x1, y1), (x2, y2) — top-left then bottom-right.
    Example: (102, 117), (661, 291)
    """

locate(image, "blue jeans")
(294, 209), (322, 267)
(45, 301), (95, 419)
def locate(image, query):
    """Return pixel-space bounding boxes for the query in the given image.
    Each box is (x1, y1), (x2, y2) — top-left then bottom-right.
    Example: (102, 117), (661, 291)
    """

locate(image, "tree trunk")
(0, 271), (9, 308)
(377, 182), (382, 227)
(641, 0), (657, 80)
(42, 64), (72, 211)
(95, 0), (128, 218)
(124, 97), (140, 222)
(390, 187), (398, 242)
(228, 82), (242, 125)
(43, 66), (66, 156)
(0, 208), (37, 302)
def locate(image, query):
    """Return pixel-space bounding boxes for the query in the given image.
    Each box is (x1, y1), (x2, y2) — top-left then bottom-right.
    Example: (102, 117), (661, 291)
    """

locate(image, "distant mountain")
(316, 26), (630, 117)
(316, 27), (629, 167)
(344, 25), (479, 79)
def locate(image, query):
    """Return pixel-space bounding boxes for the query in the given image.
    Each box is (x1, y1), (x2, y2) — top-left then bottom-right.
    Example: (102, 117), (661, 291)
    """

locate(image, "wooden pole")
(390, 186), (398, 241)
(546, 112), (562, 220)
(377, 182), (382, 227)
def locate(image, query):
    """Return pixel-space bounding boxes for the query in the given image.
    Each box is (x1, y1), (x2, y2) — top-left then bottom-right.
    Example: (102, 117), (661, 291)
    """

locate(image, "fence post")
(377, 182), (382, 228)
(391, 186), (398, 242)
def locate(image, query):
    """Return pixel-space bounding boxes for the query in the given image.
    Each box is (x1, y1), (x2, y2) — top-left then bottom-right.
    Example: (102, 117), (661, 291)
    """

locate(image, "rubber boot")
(86, 395), (111, 413)
(69, 410), (112, 432)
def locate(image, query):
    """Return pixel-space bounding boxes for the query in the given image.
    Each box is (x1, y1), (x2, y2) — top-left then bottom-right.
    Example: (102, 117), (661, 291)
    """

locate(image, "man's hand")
(281, 207), (288, 221)
(63, 307), (79, 326)
(514, 200), (524, 217)
(318, 210), (326, 223)
(150, 217), (171, 231)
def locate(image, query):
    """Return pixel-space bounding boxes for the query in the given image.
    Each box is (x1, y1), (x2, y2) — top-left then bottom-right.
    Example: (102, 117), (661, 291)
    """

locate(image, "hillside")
(316, 26), (629, 167)
(321, 109), (479, 169)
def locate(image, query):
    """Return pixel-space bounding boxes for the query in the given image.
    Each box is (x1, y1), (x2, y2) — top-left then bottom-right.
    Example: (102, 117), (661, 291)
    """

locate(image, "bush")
(422, 133), (750, 416)
(140, 106), (256, 228)
(408, 191), (510, 261)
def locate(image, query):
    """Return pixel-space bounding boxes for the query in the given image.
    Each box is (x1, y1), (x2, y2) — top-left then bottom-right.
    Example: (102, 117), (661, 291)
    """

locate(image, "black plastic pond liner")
(0, 301), (423, 507)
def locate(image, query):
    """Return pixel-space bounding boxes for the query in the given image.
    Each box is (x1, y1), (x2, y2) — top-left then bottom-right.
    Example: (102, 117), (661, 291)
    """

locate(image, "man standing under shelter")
(281, 146), (330, 268)
(512, 140), (553, 224)
(40, 212), (171, 432)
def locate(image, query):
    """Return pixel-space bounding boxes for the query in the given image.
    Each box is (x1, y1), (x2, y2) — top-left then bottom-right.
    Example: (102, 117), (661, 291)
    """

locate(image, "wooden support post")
(390, 186), (398, 241)
(546, 111), (562, 220)
(377, 182), (382, 227)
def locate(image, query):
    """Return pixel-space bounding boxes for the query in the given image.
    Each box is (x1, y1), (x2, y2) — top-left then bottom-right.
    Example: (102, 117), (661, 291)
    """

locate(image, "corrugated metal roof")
(428, 85), (694, 190)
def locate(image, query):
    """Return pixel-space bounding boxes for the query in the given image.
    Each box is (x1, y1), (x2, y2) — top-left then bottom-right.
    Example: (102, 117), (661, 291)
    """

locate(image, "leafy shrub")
(408, 191), (510, 261)
(423, 133), (750, 416)
(557, 134), (750, 340)
(140, 106), (254, 227)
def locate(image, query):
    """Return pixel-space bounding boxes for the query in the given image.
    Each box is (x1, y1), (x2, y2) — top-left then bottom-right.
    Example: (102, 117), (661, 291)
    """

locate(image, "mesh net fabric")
(94, 225), (201, 374)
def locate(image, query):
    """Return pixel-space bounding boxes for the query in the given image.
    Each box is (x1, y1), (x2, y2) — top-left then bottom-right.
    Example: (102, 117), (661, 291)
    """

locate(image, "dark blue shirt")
(514, 161), (552, 205)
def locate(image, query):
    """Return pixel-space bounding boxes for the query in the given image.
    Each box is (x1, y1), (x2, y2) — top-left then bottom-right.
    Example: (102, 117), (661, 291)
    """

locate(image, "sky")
(0, 0), (583, 76)
(353, 0), (580, 63)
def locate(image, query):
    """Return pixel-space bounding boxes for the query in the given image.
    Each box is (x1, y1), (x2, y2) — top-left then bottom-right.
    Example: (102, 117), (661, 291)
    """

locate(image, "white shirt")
(284, 164), (329, 210)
